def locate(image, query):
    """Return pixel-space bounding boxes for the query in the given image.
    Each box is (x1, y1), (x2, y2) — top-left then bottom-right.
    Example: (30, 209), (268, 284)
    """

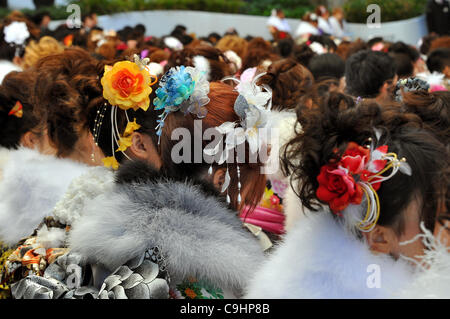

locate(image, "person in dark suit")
(426, 0), (450, 35)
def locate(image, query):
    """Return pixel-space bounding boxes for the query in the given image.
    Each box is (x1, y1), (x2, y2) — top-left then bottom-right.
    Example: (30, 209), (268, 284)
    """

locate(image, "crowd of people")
(0, 4), (448, 299)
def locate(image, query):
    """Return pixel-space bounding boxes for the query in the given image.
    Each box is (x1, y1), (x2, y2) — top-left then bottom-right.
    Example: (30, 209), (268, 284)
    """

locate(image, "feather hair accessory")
(4, 21), (30, 46)
(416, 71), (448, 92)
(3, 21), (30, 56)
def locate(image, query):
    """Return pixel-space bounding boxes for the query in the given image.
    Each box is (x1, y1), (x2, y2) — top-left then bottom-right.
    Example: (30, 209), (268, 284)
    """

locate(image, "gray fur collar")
(69, 163), (265, 292)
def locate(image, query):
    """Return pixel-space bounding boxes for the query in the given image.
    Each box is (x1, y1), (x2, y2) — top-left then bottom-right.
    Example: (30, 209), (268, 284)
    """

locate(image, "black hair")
(276, 38), (294, 58)
(309, 35), (337, 52)
(28, 11), (50, 27)
(390, 52), (414, 78)
(388, 41), (420, 62)
(134, 24), (146, 36)
(367, 37), (384, 48)
(308, 53), (345, 81)
(208, 32), (221, 41)
(292, 43), (316, 67)
(345, 50), (396, 98)
(427, 48), (450, 73)
(118, 26), (134, 42)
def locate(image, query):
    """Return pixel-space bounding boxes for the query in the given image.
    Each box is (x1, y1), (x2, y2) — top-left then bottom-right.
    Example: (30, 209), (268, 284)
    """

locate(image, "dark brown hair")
(0, 70), (40, 149)
(282, 92), (447, 234)
(257, 58), (314, 110)
(402, 90), (450, 145)
(33, 47), (105, 157)
(241, 48), (280, 72)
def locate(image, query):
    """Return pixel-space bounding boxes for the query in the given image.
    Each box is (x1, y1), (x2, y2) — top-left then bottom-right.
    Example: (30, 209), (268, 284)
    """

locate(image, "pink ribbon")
(240, 206), (285, 235)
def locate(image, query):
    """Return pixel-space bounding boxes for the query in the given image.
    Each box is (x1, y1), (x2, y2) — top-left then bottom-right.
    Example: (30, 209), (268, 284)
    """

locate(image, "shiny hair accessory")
(316, 130), (412, 232)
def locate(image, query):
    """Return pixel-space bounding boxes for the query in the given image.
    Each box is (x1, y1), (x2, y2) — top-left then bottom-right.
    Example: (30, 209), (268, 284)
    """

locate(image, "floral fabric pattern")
(173, 277), (225, 299)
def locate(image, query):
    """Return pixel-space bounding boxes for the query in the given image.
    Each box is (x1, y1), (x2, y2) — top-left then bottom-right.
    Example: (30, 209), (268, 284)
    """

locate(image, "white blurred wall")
(43, 9), (426, 46)
(8, 0), (68, 9)
(50, 10), (302, 40)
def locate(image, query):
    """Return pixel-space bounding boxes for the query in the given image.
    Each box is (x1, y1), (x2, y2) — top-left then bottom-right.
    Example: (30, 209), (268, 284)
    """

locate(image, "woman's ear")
(20, 131), (39, 149)
(212, 167), (227, 192)
(363, 225), (398, 256)
(128, 132), (162, 169)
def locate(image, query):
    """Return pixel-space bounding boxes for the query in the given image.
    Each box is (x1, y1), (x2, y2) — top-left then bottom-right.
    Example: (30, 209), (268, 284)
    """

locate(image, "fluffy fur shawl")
(69, 161), (265, 293)
(0, 147), (89, 245)
(245, 211), (415, 298)
(265, 110), (297, 181)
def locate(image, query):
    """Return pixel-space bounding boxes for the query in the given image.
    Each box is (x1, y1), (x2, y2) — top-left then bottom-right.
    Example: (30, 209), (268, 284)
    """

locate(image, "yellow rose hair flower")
(101, 60), (157, 111)
(96, 55), (157, 171)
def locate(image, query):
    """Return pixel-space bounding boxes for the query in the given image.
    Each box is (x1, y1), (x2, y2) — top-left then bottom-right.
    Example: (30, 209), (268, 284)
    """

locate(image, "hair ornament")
(394, 77), (430, 102)
(97, 54), (158, 169)
(154, 65), (210, 144)
(204, 73), (272, 205)
(206, 73), (272, 161)
(416, 71), (448, 92)
(4, 21), (30, 55)
(8, 101), (23, 118)
(316, 129), (412, 232)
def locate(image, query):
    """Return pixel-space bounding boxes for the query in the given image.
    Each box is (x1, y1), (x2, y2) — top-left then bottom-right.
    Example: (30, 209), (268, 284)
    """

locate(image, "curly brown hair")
(33, 47), (105, 157)
(216, 35), (248, 59)
(401, 90), (450, 145)
(257, 58), (314, 111)
(282, 92), (447, 234)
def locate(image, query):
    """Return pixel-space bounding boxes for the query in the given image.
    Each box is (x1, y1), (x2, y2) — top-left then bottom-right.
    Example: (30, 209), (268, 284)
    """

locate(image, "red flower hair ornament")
(316, 138), (412, 232)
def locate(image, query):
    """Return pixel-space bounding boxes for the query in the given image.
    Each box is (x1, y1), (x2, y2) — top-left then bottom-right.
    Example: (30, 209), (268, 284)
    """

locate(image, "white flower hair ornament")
(3, 21), (30, 56)
(204, 73), (273, 205)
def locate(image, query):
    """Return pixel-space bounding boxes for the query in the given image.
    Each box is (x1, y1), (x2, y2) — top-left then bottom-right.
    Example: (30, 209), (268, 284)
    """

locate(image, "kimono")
(9, 161), (265, 299)
(245, 210), (450, 299)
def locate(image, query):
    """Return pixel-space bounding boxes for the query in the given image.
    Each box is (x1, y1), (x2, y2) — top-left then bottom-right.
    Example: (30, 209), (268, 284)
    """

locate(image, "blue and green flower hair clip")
(154, 65), (210, 144)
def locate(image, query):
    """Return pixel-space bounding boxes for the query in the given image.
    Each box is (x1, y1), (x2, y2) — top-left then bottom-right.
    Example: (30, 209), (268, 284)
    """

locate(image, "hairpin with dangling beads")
(91, 102), (108, 163)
